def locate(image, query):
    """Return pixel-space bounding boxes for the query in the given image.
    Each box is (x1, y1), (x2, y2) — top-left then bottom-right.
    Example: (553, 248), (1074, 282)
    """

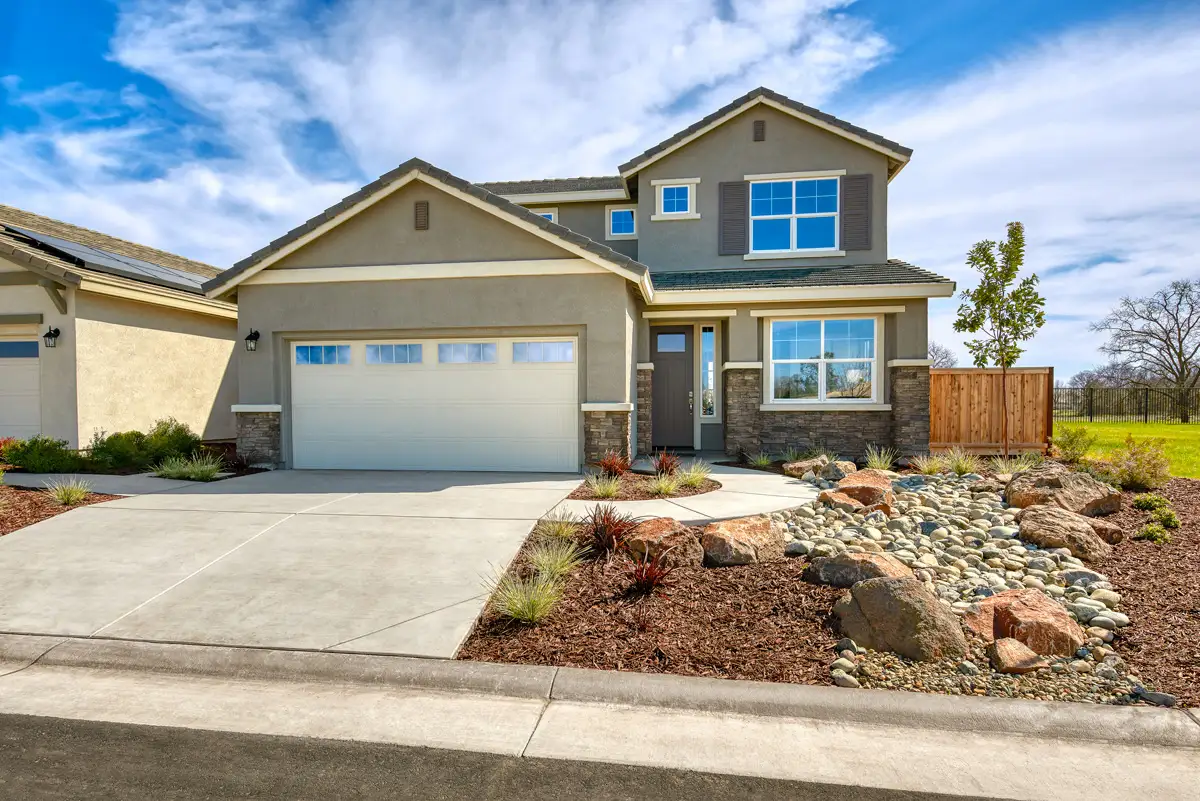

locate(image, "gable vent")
(414, 200), (430, 230)
(752, 119), (765, 142)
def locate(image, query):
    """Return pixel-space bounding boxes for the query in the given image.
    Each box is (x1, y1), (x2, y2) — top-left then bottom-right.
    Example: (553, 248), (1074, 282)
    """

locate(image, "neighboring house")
(204, 87), (954, 472)
(0, 205), (238, 447)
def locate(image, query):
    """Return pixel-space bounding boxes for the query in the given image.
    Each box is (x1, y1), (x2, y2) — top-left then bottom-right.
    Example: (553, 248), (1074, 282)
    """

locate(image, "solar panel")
(3, 225), (207, 294)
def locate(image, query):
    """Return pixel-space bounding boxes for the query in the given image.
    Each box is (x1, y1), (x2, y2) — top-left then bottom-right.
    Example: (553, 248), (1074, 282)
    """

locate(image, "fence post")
(1087, 387), (1094, 422)
(1144, 387), (1150, 424)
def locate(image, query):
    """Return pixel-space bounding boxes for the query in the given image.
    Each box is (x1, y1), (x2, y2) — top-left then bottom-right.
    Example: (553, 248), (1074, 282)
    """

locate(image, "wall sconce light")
(244, 329), (260, 352)
(43, 327), (60, 348)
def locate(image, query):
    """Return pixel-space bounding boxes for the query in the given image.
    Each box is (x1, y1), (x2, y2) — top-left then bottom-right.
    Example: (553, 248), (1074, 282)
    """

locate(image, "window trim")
(650, 177), (701, 221)
(762, 314), (882, 406)
(605, 204), (638, 240)
(532, 207), (558, 224)
(747, 174), (842, 257)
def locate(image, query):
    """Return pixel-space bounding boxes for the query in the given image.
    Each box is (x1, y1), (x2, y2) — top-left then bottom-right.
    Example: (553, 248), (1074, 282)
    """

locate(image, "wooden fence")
(929, 367), (1054, 454)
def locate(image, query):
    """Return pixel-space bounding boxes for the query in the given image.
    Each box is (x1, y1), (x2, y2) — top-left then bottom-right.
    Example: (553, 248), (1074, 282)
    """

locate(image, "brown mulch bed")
(459, 556), (844, 684)
(0, 485), (121, 537)
(567, 473), (721, 501)
(1102, 477), (1200, 707)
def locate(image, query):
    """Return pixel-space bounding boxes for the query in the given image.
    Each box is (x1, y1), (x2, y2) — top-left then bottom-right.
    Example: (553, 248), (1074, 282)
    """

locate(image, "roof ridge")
(0, 203), (220, 278)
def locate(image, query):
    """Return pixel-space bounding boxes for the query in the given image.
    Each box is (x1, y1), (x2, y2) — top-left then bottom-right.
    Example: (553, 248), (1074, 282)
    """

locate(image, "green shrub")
(678, 461), (712, 489)
(1135, 522), (1172, 545)
(864, 444), (898, 471)
(1150, 507), (1180, 530)
(527, 539), (587, 582)
(648, 473), (680, 496)
(1132, 493), (1170, 511)
(144, 417), (201, 462)
(533, 509), (580, 540)
(780, 446), (804, 463)
(988, 452), (1043, 475)
(485, 571), (562, 623)
(153, 452), (225, 482)
(1054, 425), (1097, 463)
(3, 435), (82, 473)
(1108, 434), (1170, 490)
(909, 453), (945, 475)
(88, 430), (150, 471)
(944, 447), (983, 476)
(584, 473), (621, 499)
(45, 476), (92, 506)
(747, 452), (773, 468)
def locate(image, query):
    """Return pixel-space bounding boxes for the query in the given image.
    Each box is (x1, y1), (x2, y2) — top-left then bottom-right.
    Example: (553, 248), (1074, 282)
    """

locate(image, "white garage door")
(290, 337), (579, 471)
(0, 340), (41, 439)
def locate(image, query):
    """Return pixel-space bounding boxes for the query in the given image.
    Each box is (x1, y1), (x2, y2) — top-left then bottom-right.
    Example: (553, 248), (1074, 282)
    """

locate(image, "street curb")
(2, 634), (1197, 749)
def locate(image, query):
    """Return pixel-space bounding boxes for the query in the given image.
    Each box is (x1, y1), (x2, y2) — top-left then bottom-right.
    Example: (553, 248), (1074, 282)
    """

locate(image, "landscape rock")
(817, 490), (865, 513)
(964, 588), (1086, 656)
(836, 469), (896, 508)
(806, 552), (913, 587)
(783, 456), (827, 478)
(1005, 462), (1121, 516)
(833, 577), (968, 661)
(1087, 517), (1126, 545)
(989, 637), (1049, 674)
(834, 460), (858, 475)
(821, 461), (850, 481)
(831, 670), (861, 688)
(626, 518), (703, 568)
(700, 515), (782, 566)
(1017, 505), (1113, 563)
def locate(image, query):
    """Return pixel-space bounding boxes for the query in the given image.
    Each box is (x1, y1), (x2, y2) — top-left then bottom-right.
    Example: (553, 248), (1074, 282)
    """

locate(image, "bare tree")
(928, 340), (958, 369)
(1068, 361), (1147, 388)
(1091, 280), (1200, 422)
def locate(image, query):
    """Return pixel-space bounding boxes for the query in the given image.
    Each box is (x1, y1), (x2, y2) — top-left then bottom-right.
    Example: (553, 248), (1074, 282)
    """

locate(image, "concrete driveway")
(0, 470), (578, 658)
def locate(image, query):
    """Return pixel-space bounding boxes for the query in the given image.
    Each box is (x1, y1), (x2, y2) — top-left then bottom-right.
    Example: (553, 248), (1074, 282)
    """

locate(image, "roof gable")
(618, 87), (912, 180)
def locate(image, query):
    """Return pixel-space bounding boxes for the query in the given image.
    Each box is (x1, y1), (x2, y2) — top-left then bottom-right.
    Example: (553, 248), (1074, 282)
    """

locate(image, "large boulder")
(626, 518), (703, 568)
(1017, 505), (1113, 563)
(962, 588), (1086, 657)
(1005, 462), (1121, 516)
(989, 638), (1048, 674)
(836, 469), (895, 508)
(783, 455), (827, 478)
(700, 516), (783, 566)
(817, 489), (865, 513)
(1088, 516), (1126, 545)
(806, 552), (913, 587)
(833, 577), (968, 661)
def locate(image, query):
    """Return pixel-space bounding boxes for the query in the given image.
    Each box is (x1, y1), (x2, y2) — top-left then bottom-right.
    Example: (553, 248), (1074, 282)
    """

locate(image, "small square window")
(608, 207), (636, 238)
(656, 333), (686, 353)
(661, 185), (690, 214)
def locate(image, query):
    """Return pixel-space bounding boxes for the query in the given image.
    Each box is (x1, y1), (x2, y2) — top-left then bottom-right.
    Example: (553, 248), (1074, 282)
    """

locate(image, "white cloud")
(0, 1), (1197, 382)
(854, 15), (1200, 378)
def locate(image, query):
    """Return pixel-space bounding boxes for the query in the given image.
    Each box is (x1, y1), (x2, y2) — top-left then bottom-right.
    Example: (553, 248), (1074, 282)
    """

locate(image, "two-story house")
(204, 87), (954, 471)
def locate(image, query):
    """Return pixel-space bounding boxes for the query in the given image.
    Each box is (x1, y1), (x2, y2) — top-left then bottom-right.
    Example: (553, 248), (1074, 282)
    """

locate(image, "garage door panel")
(291, 339), (580, 472)
(0, 354), (41, 439)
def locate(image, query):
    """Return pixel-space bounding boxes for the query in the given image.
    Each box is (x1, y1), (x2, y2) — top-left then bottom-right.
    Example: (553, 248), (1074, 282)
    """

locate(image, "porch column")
(635, 364), (653, 456)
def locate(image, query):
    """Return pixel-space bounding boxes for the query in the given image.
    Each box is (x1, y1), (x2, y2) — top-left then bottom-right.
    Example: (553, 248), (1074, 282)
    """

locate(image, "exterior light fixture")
(245, 329), (261, 352)
(42, 327), (60, 348)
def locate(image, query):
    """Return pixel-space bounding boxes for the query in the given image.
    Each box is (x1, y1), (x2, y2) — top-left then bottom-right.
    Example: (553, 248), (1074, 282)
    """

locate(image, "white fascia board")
(749, 305), (905, 318)
(503, 188), (629, 204)
(650, 282), (956, 305)
(79, 273), (238, 320)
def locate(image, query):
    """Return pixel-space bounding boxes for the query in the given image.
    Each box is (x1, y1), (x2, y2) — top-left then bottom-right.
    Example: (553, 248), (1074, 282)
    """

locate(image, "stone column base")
(583, 410), (632, 465)
(635, 368), (653, 457)
(235, 410), (282, 468)
(723, 368), (762, 457)
(890, 365), (931, 456)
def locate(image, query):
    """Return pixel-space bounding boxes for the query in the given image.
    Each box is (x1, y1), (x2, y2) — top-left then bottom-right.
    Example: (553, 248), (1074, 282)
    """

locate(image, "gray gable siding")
(526, 201), (638, 261)
(635, 104), (890, 272)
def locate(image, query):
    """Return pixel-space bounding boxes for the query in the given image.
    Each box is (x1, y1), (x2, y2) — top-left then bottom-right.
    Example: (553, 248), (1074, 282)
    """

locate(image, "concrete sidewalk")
(2, 636), (1198, 800)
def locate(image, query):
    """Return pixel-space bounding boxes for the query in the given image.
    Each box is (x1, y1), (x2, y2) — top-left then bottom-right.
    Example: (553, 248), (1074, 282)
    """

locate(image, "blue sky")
(2, 0), (1198, 378)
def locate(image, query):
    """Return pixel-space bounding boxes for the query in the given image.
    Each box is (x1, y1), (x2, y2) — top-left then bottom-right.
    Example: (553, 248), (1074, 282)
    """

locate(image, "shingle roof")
(618, 86), (912, 176)
(0, 204), (220, 279)
(205, 158), (650, 295)
(649, 261), (952, 291)
(475, 176), (626, 195)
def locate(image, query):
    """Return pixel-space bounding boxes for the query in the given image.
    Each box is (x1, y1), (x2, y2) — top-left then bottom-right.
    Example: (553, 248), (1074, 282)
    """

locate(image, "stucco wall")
(526, 200), (639, 261)
(0, 266), (79, 445)
(635, 104), (891, 271)
(275, 181), (573, 269)
(74, 293), (237, 443)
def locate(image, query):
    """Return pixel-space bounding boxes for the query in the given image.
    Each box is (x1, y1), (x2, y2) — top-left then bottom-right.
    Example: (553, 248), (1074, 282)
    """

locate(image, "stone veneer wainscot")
(635, 368), (653, 457)
(583, 409), (632, 465)
(234, 409), (281, 468)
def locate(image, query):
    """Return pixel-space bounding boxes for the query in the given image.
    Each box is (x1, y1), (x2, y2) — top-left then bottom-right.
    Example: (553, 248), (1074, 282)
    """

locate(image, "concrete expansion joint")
(521, 667), (560, 757)
(1184, 707), (1200, 731)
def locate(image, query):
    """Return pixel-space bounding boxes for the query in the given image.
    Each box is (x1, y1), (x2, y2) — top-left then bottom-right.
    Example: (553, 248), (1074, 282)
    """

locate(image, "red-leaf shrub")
(583, 503), (639, 555)
(625, 550), (678, 595)
(651, 450), (681, 476)
(596, 449), (630, 478)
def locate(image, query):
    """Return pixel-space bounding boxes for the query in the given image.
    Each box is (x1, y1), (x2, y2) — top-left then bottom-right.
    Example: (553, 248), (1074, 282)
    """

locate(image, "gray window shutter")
(718, 181), (749, 255)
(840, 174), (872, 251)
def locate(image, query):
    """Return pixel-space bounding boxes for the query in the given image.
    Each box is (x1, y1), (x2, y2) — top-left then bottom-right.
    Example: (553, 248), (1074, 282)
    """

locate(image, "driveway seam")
(0, 639), (66, 680)
(323, 594), (488, 651)
(520, 667), (559, 757)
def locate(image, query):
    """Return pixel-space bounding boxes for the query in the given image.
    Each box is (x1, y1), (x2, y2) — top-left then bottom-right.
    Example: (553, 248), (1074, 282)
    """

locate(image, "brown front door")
(651, 327), (694, 449)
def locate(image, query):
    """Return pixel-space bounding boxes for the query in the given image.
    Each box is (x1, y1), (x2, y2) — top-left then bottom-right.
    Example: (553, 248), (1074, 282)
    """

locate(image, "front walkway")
(553, 462), (817, 524)
(2, 471), (198, 496)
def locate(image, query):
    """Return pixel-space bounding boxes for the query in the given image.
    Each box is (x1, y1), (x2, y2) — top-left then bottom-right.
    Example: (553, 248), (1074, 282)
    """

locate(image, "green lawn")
(1053, 420), (1200, 478)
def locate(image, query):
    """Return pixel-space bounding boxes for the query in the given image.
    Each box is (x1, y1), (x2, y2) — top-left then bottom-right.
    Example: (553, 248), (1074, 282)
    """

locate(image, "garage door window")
(296, 345), (351, 365)
(0, 341), (39, 358)
(513, 341), (574, 363)
(438, 342), (497, 364)
(367, 344), (423, 364)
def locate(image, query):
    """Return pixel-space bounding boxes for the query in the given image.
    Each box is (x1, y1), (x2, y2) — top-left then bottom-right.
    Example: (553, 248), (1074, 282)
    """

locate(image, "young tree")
(928, 340), (958, 368)
(1091, 279), (1200, 422)
(953, 222), (1046, 456)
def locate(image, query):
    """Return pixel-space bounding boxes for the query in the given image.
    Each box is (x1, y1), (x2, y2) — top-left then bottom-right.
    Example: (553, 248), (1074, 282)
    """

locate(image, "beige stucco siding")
(274, 181), (575, 269)
(0, 265), (79, 445)
(526, 201), (639, 261)
(74, 293), (237, 443)
(636, 104), (891, 271)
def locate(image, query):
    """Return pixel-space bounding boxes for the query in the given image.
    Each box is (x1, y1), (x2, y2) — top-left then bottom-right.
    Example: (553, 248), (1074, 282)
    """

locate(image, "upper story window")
(750, 176), (839, 253)
(651, 177), (701, 221)
(533, 208), (557, 223)
(606, 205), (637, 240)
(767, 317), (877, 403)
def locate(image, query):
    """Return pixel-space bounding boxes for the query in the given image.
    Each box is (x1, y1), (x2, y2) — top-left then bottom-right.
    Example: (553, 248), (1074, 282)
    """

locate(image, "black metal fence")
(1053, 387), (1199, 424)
